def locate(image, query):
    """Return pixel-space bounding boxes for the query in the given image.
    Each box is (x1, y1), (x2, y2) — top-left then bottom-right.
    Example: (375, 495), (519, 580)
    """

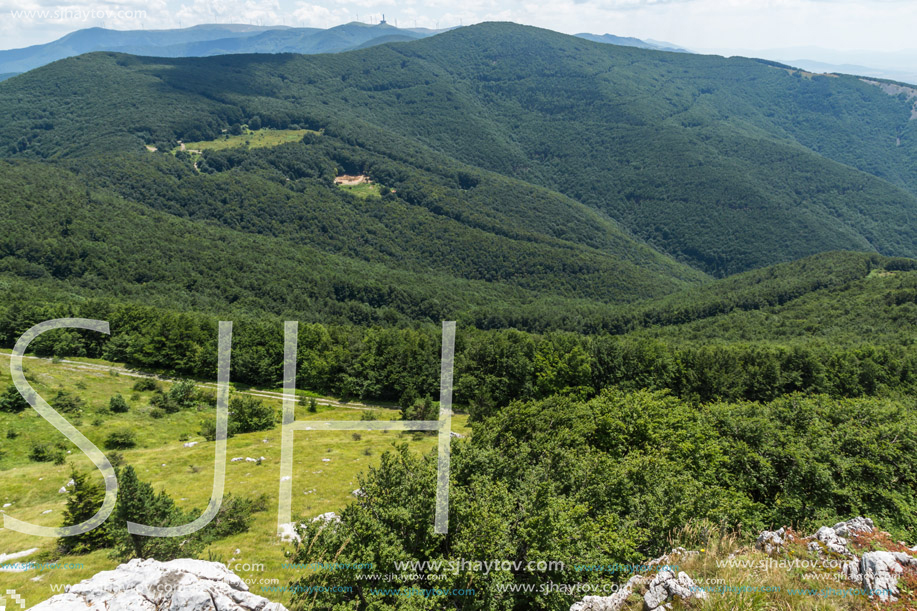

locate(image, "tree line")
(3, 298), (917, 416)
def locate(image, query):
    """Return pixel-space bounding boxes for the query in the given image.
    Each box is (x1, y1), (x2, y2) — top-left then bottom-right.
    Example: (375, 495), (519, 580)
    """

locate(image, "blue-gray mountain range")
(0, 23), (681, 79)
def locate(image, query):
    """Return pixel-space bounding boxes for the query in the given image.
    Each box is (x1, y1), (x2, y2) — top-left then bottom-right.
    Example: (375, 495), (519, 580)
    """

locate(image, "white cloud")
(174, 0), (282, 25)
(292, 2), (350, 26)
(0, 0), (915, 53)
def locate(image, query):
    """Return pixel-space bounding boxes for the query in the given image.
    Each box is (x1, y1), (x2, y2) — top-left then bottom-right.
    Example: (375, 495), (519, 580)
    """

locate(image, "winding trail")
(0, 352), (382, 412)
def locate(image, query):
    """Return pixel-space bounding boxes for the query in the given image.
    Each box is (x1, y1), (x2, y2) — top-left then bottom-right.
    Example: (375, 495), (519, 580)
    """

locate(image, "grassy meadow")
(176, 128), (319, 153)
(0, 350), (468, 607)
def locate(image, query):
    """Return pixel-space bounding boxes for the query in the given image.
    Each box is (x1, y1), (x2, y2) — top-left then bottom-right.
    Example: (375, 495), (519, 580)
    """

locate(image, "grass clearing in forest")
(0, 350), (468, 608)
(174, 128), (318, 154)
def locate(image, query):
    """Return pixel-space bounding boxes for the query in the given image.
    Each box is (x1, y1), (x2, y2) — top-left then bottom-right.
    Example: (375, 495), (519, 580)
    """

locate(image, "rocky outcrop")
(755, 527), (785, 554)
(27, 558), (287, 610)
(804, 517), (876, 558)
(858, 550), (917, 602)
(0, 548), (38, 572)
(832, 517), (875, 537)
(808, 525), (855, 557)
(755, 516), (917, 603)
(278, 512), (340, 543)
(568, 549), (705, 611)
(278, 522), (302, 543)
(570, 574), (646, 611)
(642, 569), (707, 610)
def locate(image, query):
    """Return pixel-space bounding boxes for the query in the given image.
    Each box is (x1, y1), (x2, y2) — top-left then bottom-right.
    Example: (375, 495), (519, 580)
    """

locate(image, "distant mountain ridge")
(0, 22), (438, 76)
(574, 33), (689, 53)
(0, 23), (680, 78)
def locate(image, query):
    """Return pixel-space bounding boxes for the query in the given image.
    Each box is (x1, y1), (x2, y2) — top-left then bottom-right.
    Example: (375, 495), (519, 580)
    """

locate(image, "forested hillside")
(1, 24), (917, 404)
(2, 23), (916, 274)
(3, 22), (917, 611)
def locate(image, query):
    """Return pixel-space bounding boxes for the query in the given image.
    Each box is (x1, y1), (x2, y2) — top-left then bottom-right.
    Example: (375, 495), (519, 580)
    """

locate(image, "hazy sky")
(2, 0), (916, 55)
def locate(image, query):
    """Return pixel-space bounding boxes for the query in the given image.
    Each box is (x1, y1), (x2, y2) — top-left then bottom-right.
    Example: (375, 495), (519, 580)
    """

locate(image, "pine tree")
(59, 467), (112, 554)
(111, 465), (198, 560)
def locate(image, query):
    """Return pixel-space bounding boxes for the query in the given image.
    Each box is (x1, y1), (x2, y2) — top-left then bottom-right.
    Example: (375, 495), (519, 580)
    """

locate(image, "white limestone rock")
(832, 517), (875, 537)
(808, 525), (855, 557)
(860, 551), (905, 602)
(755, 527), (785, 554)
(569, 575), (647, 611)
(278, 522), (303, 543)
(27, 558), (288, 610)
(311, 511), (340, 524)
(643, 570), (707, 610)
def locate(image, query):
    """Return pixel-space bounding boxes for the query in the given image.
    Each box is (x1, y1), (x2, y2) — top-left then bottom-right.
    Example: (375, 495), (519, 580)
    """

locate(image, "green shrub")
(230, 395), (275, 434)
(197, 493), (268, 544)
(168, 379), (198, 410)
(110, 465), (197, 561)
(104, 429), (137, 450)
(150, 390), (172, 412)
(0, 384), (28, 413)
(197, 388), (217, 406)
(132, 378), (161, 392)
(109, 394), (129, 413)
(199, 394), (273, 439)
(29, 443), (64, 463)
(199, 417), (218, 441)
(50, 390), (83, 413)
(401, 395), (436, 421)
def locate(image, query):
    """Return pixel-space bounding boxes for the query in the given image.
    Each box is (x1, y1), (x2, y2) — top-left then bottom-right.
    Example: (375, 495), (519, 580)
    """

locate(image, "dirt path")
(0, 352), (383, 412)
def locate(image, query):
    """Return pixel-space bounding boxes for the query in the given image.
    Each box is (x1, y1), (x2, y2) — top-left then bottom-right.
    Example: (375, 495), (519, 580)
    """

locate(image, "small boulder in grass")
(643, 570), (708, 611)
(278, 522), (303, 543)
(756, 527), (785, 554)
